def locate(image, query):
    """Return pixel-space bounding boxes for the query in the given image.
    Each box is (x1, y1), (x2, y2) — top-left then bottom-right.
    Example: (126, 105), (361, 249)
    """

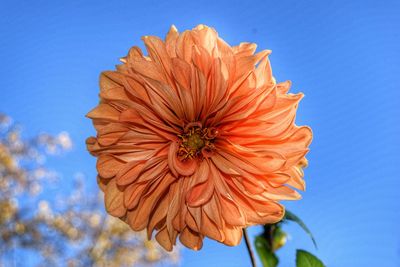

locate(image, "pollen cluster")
(177, 122), (217, 160)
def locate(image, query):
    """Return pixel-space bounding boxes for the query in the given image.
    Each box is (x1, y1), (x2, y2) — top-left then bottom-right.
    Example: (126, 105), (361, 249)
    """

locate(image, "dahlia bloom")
(86, 25), (312, 251)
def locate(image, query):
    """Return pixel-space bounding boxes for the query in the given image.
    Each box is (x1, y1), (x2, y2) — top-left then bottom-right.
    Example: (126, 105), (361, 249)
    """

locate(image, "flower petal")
(87, 24), (312, 252)
(104, 179), (126, 217)
(86, 104), (120, 122)
(179, 227), (203, 250)
(219, 195), (245, 226)
(186, 178), (214, 207)
(168, 142), (197, 177)
(155, 226), (174, 251)
(97, 154), (125, 179)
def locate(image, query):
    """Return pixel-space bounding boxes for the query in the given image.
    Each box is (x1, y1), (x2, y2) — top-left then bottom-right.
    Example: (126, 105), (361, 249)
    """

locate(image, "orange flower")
(86, 25), (312, 251)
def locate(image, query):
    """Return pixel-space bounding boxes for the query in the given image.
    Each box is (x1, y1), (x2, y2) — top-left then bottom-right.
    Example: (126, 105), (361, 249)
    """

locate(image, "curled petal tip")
(170, 24), (178, 32)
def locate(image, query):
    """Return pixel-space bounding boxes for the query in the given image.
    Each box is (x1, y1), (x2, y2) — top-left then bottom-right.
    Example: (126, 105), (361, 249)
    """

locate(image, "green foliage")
(255, 236), (278, 267)
(296, 250), (325, 267)
(254, 210), (326, 267)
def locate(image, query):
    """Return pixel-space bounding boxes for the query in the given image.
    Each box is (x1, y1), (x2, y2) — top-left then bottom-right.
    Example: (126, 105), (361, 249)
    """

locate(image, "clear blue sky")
(1, 0), (399, 266)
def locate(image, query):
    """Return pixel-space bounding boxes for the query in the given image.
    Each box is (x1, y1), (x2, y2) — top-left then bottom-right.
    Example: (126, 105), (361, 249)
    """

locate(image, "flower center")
(186, 133), (205, 151)
(177, 122), (218, 160)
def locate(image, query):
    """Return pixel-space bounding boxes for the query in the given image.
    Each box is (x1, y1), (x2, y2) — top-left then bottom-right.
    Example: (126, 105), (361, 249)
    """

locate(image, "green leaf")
(296, 250), (325, 267)
(284, 210), (317, 249)
(254, 236), (279, 267)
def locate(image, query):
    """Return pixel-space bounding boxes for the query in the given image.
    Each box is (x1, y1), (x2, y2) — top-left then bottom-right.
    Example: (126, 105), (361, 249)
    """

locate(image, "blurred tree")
(0, 113), (179, 267)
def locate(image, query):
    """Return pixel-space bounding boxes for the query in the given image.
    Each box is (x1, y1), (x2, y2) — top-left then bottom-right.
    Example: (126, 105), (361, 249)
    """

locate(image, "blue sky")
(1, 0), (399, 266)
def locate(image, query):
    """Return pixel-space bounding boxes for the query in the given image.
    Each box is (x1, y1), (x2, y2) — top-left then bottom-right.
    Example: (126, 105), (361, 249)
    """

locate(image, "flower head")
(86, 25), (312, 251)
